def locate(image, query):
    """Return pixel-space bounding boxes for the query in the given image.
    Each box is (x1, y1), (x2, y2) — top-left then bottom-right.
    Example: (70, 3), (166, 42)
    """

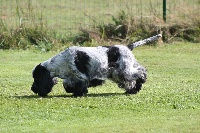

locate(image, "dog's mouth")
(31, 78), (56, 97)
(31, 82), (48, 97)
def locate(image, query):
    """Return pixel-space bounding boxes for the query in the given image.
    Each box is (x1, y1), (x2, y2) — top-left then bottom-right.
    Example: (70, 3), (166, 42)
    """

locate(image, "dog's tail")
(127, 34), (162, 50)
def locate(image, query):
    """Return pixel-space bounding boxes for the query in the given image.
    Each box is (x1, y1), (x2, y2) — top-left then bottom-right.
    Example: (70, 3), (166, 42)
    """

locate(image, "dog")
(31, 34), (162, 97)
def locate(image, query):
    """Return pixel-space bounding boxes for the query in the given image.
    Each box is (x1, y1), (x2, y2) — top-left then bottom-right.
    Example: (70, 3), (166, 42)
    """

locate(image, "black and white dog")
(31, 34), (162, 97)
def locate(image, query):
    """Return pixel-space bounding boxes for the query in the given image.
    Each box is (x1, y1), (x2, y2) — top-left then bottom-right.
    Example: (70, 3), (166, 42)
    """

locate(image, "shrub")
(74, 2), (200, 45)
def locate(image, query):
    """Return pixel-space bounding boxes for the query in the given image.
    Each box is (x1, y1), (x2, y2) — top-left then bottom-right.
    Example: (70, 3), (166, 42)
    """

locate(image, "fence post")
(163, 0), (166, 22)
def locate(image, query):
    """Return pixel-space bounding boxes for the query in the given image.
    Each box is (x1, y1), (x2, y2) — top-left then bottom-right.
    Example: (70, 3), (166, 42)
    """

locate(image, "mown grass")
(0, 43), (200, 132)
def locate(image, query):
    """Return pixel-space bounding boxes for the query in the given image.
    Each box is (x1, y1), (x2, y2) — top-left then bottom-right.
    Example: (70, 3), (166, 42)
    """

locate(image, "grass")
(0, 42), (200, 132)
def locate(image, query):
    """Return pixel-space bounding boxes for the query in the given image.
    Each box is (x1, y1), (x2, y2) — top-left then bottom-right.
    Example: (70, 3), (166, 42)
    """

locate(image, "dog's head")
(31, 64), (54, 97)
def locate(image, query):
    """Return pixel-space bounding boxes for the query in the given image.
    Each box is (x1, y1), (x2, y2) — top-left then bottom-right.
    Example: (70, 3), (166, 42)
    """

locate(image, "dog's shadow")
(13, 93), (127, 99)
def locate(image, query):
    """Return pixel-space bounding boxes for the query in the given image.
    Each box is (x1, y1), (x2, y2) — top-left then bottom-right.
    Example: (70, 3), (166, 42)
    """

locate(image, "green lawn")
(0, 43), (200, 132)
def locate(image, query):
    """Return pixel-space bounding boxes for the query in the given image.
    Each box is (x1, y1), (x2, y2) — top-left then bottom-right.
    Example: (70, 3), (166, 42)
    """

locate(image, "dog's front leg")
(63, 78), (88, 97)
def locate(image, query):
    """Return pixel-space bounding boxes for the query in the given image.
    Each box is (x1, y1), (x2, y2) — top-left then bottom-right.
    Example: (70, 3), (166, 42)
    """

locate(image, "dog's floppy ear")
(32, 63), (42, 78)
(31, 64), (54, 97)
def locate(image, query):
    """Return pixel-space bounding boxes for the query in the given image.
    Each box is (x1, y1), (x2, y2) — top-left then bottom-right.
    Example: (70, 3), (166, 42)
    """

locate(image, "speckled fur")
(31, 34), (162, 96)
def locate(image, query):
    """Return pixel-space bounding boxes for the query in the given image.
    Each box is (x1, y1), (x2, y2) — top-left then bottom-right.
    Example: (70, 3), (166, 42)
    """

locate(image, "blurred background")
(0, 0), (200, 50)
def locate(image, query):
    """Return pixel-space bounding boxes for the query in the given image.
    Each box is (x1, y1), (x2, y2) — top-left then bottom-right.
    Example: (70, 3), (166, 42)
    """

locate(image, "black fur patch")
(89, 79), (105, 87)
(63, 85), (75, 93)
(107, 46), (120, 68)
(63, 80), (88, 97)
(73, 81), (88, 96)
(31, 64), (54, 97)
(74, 50), (90, 75)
